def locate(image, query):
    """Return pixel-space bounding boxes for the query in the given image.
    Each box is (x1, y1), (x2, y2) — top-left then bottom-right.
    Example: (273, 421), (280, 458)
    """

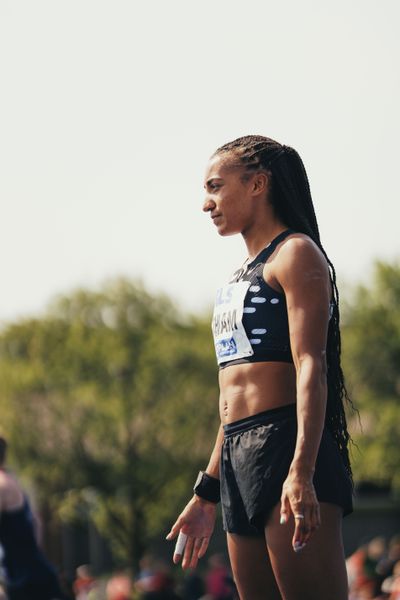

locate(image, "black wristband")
(193, 470), (221, 504)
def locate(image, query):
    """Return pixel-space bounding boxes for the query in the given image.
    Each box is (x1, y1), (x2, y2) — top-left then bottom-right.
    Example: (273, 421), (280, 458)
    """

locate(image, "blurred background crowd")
(2, 540), (400, 599)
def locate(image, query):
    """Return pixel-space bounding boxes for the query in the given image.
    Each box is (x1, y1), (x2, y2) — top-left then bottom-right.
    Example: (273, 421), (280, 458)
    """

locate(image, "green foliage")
(2, 259), (399, 566)
(0, 278), (218, 565)
(341, 260), (400, 493)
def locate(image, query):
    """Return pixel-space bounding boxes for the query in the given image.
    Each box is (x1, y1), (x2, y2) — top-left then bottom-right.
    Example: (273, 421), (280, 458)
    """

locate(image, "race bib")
(212, 281), (254, 365)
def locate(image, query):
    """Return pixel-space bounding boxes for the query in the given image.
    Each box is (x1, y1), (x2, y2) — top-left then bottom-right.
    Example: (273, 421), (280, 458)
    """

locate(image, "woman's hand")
(166, 495), (217, 569)
(279, 471), (320, 553)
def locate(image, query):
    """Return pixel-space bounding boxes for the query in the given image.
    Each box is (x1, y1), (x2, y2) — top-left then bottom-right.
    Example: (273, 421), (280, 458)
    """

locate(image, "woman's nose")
(203, 196), (216, 212)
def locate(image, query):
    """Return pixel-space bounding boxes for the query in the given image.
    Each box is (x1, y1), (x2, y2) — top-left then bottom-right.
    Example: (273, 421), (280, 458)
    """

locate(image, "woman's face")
(203, 154), (259, 236)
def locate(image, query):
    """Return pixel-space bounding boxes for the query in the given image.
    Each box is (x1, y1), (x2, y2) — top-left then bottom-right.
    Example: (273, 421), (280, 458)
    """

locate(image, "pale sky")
(0, 0), (399, 324)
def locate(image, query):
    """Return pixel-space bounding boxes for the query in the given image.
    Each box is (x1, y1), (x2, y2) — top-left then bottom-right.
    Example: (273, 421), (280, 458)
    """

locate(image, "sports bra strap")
(248, 228), (294, 267)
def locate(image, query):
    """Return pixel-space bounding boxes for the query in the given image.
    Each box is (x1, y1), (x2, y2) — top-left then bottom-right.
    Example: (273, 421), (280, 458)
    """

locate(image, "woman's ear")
(252, 172), (270, 197)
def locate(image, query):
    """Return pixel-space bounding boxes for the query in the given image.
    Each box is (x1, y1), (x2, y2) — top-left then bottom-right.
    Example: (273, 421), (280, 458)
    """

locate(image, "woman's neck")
(242, 221), (288, 261)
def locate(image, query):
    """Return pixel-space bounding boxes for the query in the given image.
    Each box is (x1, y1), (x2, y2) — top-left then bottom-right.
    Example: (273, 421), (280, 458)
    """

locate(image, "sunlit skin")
(167, 154), (349, 600)
(203, 155), (299, 422)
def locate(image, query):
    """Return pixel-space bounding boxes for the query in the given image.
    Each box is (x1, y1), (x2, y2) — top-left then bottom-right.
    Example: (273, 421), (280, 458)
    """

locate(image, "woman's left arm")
(275, 235), (332, 552)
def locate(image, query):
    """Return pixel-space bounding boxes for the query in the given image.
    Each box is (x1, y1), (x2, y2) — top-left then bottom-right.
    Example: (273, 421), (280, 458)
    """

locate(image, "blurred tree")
(341, 260), (400, 493)
(5, 261), (398, 564)
(0, 279), (219, 565)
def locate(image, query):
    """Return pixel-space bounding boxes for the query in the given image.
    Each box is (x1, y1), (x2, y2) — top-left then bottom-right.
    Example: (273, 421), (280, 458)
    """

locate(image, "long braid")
(214, 135), (354, 481)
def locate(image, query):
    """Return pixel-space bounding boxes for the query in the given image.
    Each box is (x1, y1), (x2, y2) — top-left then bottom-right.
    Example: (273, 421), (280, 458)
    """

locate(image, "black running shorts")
(220, 403), (353, 536)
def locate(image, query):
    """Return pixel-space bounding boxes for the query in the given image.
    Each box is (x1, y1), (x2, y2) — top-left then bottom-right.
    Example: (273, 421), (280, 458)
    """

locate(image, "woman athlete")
(167, 135), (353, 600)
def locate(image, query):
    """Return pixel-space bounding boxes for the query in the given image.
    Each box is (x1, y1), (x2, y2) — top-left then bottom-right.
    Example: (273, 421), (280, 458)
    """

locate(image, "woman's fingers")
(280, 479), (321, 552)
(306, 502), (320, 543)
(292, 502), (321, 551)
(174, 535), (210, 569)
(280, 491), (290, 524)
(315, 501), (321, 528)
(189, 537), (205, 569)
(166, 517), (183, 541)
(168, 497), (216, 567)
(281, 490), (309, 551)
(198, 536), (210, 559)
(292, 507), (308, 551)
(172, 531), (188, 564)
(182, 536), (195, 569)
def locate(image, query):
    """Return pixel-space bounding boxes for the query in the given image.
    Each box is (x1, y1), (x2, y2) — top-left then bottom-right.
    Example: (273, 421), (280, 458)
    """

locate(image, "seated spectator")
(382, 560), (400, 600)
(205, 554), (236, 600)
(106, 570), (132, 600)
(73, 565), (97, 600)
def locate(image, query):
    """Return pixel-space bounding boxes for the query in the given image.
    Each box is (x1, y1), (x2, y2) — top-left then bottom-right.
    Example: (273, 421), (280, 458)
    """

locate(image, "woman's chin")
(217, 227), (238, 237)
(217, 228), (231, 237)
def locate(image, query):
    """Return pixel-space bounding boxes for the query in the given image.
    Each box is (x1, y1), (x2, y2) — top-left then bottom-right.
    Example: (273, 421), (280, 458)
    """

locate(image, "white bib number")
(212, 281), (254, 365)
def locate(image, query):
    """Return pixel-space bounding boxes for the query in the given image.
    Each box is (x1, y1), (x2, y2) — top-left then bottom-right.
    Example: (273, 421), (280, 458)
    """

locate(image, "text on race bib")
(212, 281), (254, 364)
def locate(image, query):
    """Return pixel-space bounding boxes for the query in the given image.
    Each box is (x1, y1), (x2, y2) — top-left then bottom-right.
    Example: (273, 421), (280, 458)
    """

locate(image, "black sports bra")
(212, 229), (294, 369)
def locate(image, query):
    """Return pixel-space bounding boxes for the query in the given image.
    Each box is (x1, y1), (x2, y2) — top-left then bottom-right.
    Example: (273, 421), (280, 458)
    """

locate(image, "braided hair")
(213, 135), (353, 481)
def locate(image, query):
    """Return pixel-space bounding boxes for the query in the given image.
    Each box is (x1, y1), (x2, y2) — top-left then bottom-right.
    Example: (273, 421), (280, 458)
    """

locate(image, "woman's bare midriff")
(219, 361), (297, 424)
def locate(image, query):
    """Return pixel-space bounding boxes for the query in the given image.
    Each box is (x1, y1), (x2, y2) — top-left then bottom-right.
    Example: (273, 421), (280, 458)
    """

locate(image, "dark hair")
(213, 135), (354, 481)
(0, 437), (7, 465)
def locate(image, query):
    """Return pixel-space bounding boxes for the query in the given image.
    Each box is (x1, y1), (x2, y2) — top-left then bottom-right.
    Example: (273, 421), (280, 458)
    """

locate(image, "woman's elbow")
(296, 351), (328, 379)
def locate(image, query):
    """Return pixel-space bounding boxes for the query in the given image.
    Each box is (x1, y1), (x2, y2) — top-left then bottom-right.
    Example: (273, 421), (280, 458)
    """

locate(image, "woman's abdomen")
(219, 361), (297, 424)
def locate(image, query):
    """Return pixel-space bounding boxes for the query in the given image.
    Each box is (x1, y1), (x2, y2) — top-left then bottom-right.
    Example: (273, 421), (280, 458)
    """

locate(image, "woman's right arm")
(204, 422), (224, 478)
(166, 423), (224, 569)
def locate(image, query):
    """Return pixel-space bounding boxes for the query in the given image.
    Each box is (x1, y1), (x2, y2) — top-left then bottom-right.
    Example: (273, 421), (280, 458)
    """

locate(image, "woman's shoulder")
(278, 232), (328, 266)
(272, 232), (330, 287)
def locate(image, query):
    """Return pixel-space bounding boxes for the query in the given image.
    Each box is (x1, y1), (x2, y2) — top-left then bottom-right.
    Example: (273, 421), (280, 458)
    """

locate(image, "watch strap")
(193, 470), (221, 504)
